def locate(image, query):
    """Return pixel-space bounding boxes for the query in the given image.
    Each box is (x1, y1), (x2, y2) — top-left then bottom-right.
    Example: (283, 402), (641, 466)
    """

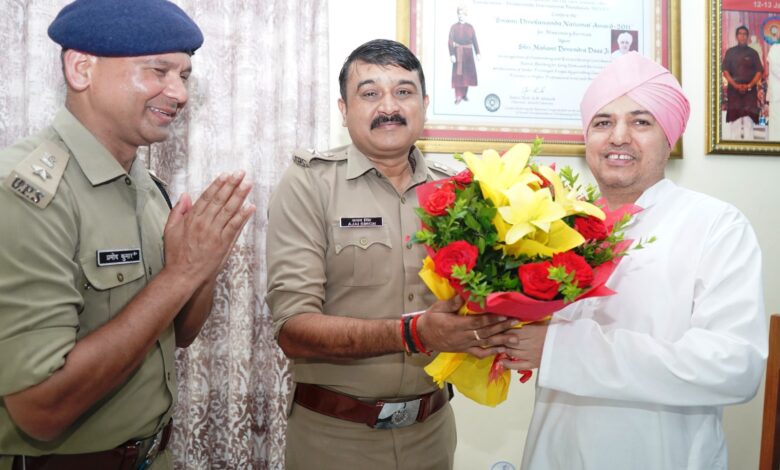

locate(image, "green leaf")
(464, 212), (481, 232)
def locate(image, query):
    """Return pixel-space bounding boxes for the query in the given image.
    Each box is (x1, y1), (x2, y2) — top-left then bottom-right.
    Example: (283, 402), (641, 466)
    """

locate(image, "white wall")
(328, 1), (780, 469)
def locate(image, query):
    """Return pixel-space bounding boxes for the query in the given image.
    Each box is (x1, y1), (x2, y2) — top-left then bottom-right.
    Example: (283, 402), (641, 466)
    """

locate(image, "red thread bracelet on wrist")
(403, 314), (419, 354)
(410, 314), (431, 355)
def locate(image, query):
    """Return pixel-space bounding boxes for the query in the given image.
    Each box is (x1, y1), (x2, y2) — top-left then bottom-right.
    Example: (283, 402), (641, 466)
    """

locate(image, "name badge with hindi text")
(96, 249), (142, 267)
(339, 217), (383, 228)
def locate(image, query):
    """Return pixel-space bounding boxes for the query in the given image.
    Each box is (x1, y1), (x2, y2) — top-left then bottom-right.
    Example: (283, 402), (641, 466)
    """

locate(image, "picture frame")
(707, 0), (780, 155)
(397, 0), (681, 156)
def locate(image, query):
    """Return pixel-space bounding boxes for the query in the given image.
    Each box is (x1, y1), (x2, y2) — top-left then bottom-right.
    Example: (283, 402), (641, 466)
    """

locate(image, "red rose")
(453, 169), (473, 186)
(433, 241), (479, 280)
(518, 261), (559, 300)
(574, 216), (609, 241)
(422, 182), (456, 216)
(551, 251), (594, 288)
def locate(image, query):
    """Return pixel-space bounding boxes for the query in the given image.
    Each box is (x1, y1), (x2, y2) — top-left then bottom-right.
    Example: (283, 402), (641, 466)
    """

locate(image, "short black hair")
(338, 39), (426, 103)
(736, 25), (749, 36)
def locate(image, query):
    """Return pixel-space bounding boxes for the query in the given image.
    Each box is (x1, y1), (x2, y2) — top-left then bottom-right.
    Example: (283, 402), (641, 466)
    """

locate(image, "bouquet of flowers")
(412, 140), (650, 407)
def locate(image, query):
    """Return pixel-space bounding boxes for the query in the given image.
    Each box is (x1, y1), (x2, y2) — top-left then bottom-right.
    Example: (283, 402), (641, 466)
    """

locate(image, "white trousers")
(725, 115), (755, 140)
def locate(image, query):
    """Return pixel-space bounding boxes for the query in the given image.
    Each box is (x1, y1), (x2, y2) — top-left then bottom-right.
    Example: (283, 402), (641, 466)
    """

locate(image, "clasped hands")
(734, 82), (754, 93)
(415, 296), (549, 371)
(162, 171), (255, 286)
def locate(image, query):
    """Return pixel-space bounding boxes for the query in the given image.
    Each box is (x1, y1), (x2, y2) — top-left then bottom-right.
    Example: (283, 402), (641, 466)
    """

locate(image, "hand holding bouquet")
(412, 141), (651, 406)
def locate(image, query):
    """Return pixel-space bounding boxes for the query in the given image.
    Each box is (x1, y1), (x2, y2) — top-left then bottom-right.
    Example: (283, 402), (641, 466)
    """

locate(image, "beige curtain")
(0, 1), (330, 468)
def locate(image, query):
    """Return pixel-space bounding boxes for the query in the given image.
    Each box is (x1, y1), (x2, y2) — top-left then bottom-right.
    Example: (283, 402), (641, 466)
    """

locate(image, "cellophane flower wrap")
(412, 140), (649, 407)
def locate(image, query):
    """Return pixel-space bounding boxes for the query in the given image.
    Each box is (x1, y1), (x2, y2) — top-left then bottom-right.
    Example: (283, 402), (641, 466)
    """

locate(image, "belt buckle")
(136, 429), (163, 470)
(374, 399), (420, 429)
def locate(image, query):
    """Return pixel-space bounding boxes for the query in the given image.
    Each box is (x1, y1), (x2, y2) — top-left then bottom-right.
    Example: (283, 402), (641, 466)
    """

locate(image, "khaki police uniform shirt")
(0, 109), (175, 464)
(266, 144), (454, 400)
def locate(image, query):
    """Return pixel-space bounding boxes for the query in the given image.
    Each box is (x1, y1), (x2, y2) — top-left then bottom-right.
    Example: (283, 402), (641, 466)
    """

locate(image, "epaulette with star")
(3, 141), (70, 209)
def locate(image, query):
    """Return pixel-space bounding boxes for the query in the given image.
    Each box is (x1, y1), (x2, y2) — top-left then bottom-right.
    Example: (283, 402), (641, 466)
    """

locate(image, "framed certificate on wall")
(397, 0), (681, 156)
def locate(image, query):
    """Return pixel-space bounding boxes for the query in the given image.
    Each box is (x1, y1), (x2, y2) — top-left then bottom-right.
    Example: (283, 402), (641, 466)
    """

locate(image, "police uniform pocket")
(78, 256), (145, 338)
(331, 226), (393, 286)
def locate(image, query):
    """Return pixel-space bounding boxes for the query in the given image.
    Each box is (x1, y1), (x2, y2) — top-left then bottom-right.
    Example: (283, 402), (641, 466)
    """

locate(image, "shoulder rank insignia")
(292, 146), (348, 168)
(3, 141), (70, 209)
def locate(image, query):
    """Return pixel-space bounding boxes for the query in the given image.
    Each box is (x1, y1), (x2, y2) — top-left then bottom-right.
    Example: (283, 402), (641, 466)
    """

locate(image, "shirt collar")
(345, 145), (375, 180)
(634, 178), (675, 210)
(410, 146), (431, 185)
(52, 108), (128, 186)
(345, 145), (429, 185)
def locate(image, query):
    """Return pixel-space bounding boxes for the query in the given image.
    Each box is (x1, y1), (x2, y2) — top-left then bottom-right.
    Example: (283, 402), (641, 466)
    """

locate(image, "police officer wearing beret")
(266, 39), (518, 469)
(0, 1), (254, 469)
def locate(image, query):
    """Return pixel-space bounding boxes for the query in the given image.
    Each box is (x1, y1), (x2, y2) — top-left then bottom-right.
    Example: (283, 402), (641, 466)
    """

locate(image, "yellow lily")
(463, 144), (539, 208)
(497, 183), (566, 245)
(492, 213), (512, 242)
(504, 220), (585, 258)
(536, 165), (606, 220)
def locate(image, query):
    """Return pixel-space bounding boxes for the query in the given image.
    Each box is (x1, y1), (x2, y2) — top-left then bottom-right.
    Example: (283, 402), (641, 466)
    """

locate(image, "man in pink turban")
(498, 52), (767, 469)
(578, 51), (690, 208)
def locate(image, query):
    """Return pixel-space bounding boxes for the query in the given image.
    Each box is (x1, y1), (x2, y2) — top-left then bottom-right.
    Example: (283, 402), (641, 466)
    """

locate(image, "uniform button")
(335, 244), (342, 251)
(117, 273), (124, 282)
(124, 177), (132, 185)
(167, 372), (172, 381)
(408, 293), (414, 301)
(359, 237), (368, 246)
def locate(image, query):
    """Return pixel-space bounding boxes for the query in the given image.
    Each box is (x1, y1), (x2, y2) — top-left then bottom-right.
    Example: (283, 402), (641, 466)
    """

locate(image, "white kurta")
(522, 179), (767, 470)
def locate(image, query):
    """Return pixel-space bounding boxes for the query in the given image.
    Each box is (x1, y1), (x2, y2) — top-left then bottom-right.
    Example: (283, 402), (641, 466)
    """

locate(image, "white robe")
(522, 179), (767, 470)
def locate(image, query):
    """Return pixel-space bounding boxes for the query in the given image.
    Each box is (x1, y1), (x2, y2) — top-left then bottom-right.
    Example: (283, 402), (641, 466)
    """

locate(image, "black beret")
(48, 0), (204, 57)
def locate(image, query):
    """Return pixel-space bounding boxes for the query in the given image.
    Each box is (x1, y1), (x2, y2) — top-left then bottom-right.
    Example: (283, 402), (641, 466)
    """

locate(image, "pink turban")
(580, 52), (690, 147)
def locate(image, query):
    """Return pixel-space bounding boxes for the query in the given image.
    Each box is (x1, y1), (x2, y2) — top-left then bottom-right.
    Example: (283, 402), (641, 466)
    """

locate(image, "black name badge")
(97, 249), (142, 267)
(340, 217), (383, 228)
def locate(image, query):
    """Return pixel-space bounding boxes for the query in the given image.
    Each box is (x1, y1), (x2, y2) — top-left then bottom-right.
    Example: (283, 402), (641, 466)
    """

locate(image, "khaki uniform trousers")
(286, 402), (456, 470)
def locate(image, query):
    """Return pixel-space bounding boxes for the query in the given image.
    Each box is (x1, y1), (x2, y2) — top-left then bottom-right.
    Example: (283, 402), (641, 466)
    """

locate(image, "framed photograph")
(397, 0), (681, 156)
(708, 0), (780, 155)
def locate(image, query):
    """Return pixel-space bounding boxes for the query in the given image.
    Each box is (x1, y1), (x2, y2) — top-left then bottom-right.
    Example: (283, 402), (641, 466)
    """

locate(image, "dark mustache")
(371, 114), (407, 129)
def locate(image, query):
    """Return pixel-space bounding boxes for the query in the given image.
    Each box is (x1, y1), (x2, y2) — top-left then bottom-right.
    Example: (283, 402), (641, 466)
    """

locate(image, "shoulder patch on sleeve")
(292, 146), (348, 168)
(428, 160), (458, 177)
(3, 141), (70, 209)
